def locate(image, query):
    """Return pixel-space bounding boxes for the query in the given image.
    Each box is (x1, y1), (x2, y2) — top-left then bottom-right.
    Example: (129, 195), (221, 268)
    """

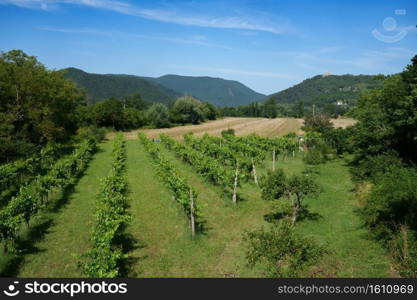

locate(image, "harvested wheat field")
(119, 117), (356, 140)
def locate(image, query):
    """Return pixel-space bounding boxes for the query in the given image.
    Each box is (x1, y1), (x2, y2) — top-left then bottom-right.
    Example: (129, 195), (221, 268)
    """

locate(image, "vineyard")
(0, 132), (392, 278)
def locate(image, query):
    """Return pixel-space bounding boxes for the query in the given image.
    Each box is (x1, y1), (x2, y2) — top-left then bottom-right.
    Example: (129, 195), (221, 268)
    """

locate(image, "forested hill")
(268, 74), (383, 106)
(63, 68), (180, 104)
(144, 74), (265, 107)
(63, 68), (265, 106)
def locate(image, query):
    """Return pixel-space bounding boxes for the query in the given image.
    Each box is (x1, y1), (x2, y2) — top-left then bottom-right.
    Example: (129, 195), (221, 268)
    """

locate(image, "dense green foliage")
(64, 68), (266, 107)
(0, 50), (84, 162)
(146, 74), (265, 107)
(88, 97), (148, 130)
(79, 134), (130, 277)
(244, 223), (325, 277)
(170, 96), (207, 125)
(64, 68), (179, 104)
(270, 74), (383, 106)
(347, 55), (417, 277)
(350, 65), (417, 166)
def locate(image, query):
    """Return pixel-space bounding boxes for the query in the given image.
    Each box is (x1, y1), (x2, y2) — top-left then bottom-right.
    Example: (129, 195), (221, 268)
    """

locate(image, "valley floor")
(1, 136), (392, 278)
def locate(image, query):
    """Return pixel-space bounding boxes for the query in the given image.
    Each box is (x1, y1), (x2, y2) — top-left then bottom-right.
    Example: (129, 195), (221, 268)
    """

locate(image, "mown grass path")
(13, 141), (113, 277)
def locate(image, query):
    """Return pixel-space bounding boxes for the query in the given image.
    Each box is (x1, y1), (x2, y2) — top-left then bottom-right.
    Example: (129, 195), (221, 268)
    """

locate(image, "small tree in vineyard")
(260, 169), (319, 225)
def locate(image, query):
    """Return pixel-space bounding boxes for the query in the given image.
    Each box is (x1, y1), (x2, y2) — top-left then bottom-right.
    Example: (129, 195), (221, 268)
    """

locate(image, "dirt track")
(117, 117), (355, 140)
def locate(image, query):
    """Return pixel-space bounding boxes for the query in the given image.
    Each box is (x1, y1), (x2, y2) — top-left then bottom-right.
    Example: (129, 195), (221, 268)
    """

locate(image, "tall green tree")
(0, 50), (84, 162)
(263, 97), (277, 118)
(146, 103), (170, 128)
(351, 56), (417, 165)
(91, 98), (124, 129)
(170, 96), (205, 125)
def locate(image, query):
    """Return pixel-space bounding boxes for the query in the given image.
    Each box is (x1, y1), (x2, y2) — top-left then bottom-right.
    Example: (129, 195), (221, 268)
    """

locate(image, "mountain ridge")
(266, 74), (384, 106)
(63, 67), (265, 106)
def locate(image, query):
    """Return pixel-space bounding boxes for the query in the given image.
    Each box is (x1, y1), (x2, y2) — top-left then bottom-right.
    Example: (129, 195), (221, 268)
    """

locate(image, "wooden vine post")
(272, 147), (276, 171)
(251, 157), (258, 186)
(232, 163), (239, 204)
(189, 188), (195, 237)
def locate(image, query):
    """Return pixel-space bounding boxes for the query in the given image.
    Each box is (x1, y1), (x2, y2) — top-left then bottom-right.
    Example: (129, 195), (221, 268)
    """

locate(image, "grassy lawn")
(0, 141), (113, 277)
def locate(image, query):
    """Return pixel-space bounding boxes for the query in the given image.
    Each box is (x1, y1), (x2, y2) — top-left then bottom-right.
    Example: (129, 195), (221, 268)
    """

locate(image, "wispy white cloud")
(174, 65), (298, 80)
(38, 26), (113, 36)
(37, 26), (232, 49)
(1, 0), (293, 34)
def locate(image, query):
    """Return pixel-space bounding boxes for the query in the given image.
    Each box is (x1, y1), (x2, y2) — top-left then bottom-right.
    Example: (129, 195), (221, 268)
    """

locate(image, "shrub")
(302, 114), (333, 134)
(350, 153), (404, 182)
(221, 128), (235, 138)
(244, 223), (326, 277)
(75, 126), (106, 143)
(361, 166), (417, 241)
(303, 149), (325, 165)
(259, 169), (286, 201)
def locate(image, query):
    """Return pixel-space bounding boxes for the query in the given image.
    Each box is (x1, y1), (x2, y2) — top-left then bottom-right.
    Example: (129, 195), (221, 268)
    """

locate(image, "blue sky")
(0, 0), (416, 94)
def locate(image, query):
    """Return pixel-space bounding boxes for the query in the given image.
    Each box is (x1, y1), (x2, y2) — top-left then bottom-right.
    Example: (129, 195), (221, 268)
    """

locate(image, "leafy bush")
(259, 169), (287, 201)
(302, 114), (333, 134)
(324, 127), (352, 155)
(361, 166), (417, 240)
(350, 153), (404, 182)
(303, 149), (325, 165)
(75, 126), (106, 143)
(244, 223), (326, 277)
(221, 128), (235, 138)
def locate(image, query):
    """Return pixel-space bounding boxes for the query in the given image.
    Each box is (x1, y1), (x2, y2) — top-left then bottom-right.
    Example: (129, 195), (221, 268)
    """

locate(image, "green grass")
(0, 141), (113, 277)
(263, 155), (392, 277)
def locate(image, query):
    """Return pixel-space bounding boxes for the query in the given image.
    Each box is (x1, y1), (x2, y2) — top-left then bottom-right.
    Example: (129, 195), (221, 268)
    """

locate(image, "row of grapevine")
(183, 134), (255, 184)
(139, 133), (202, 236)
(159, 134), (240, 204)
(223, 134), (266, 162)
(0, 144), (71, 207)
(79, 133), (130, 278)
(0, 139), (97, 252)
(228, 134), (299, 171)
(239, 134), (299, 157)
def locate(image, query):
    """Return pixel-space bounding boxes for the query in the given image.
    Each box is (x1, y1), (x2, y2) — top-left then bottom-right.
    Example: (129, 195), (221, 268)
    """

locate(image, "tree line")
(0, 50), (218, 164)
(219, 97), (348, 119)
